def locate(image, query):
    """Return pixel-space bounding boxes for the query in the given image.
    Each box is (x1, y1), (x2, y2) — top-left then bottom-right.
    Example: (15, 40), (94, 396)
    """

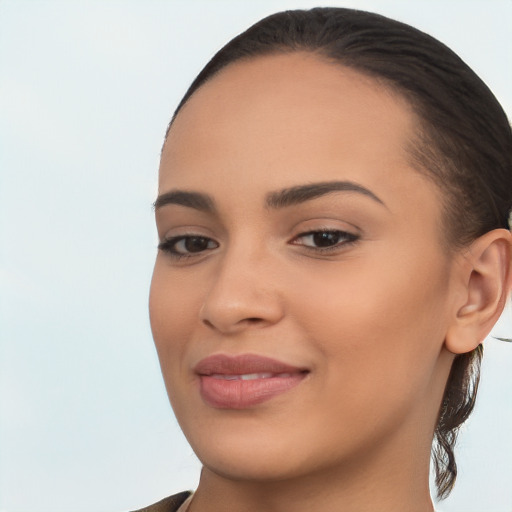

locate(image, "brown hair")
(165, 7), (512, 499)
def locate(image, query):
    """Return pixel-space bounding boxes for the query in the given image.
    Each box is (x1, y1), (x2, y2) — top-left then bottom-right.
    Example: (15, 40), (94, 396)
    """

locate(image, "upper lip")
(194, 353), (308, 376)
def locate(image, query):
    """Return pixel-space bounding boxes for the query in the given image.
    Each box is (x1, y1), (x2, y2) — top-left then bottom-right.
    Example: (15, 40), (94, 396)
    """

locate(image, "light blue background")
(1, 1), (511, 511)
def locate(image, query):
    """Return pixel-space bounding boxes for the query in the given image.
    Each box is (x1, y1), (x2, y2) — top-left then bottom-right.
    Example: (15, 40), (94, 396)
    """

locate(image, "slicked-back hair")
(165, 8), (512, 499)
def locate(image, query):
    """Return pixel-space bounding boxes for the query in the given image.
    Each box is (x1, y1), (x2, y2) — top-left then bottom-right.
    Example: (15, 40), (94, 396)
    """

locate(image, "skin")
(149, 53), (495, 511)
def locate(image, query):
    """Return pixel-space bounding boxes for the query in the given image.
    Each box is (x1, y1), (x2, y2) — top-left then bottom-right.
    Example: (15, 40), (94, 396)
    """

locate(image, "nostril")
(202, 319), (215, 329)
(240, 317), (268, 329)
(202, 316), (264, 331)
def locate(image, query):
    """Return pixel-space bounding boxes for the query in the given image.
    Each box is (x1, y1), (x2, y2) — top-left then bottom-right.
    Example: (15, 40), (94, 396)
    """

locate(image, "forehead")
(165, 52), (415, 151)
(160, 52), (435, 217)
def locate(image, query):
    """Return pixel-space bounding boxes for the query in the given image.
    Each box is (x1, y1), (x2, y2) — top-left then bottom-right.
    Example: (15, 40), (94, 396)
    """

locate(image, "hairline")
(163, 48), (461, 252)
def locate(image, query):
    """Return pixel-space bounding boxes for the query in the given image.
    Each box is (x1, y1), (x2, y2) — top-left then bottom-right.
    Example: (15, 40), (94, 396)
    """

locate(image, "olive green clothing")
(131, 491), (192, 512)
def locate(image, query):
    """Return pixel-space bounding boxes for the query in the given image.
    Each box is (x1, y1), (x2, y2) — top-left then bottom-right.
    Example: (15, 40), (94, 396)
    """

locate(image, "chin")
(180, 414), (359, 486)
(197, 446), (313, 483)
(180, 415), (315, 482)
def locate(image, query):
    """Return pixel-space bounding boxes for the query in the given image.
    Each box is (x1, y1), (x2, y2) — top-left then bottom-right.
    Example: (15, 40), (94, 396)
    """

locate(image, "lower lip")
(199, 374), (306, 409)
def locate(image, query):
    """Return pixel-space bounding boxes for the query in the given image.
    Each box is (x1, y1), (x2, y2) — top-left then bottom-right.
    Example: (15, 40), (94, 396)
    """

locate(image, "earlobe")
(445, 229), (512, 355)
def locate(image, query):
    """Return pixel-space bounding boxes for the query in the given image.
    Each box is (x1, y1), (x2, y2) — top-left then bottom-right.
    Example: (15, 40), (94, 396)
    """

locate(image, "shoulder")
(130, 491), (192, 512)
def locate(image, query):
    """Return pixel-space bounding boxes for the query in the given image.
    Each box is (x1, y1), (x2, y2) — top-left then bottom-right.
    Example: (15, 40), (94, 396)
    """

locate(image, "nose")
(199, 248), (285, 335)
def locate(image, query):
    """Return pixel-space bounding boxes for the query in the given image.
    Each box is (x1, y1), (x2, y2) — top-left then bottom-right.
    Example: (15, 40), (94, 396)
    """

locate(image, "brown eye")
(312, 231), (343, 247)
(292, 230), (359, 251)
(158, 235), (219, 257)
(183, 236), (211, 253)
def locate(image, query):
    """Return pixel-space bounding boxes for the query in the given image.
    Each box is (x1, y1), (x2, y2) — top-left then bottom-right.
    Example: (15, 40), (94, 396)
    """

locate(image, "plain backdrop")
(1, 1), (511, 511)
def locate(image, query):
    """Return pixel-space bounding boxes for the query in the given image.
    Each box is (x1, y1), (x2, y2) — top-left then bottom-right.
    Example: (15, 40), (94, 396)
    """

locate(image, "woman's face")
(150, 53), (457, 481)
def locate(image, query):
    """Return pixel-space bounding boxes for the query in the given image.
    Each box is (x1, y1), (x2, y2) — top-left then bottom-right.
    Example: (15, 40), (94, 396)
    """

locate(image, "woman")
(142, 7), (512, 512)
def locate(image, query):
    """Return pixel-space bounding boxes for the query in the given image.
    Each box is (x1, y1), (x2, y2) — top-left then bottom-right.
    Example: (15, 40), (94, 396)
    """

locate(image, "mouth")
(210, 372), (298, 380)
(194, 354), (309, 409)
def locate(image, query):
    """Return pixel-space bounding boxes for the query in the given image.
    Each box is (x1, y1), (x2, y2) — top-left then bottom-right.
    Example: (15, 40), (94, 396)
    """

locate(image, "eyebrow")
(153, 180), (386, 212)
(153, 190), (216, 212)
(265, 181), (386, 209)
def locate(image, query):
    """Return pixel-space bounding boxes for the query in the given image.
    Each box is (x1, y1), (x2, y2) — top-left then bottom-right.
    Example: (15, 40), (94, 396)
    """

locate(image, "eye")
(158, 235), (219, 258)
(292, 230), (359, 251)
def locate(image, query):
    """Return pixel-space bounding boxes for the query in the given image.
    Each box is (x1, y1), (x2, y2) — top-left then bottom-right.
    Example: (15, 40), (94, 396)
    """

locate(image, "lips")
(194, 354), (308, 409)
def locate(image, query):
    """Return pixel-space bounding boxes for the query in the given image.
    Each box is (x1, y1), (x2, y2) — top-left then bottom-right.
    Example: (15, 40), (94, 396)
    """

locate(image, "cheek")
(291, 249), (451, 398)
(149, 263), (206, 428)
(149, 262), (199, 371)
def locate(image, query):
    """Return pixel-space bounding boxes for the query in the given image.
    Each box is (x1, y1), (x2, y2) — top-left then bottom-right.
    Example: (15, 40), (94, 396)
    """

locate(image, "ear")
(445, 229), (512, 355)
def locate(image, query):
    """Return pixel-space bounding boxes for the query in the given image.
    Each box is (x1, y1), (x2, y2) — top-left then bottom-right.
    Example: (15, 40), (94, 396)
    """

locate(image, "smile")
(195, 354), (309, 409)
(211, 372), (296, 380)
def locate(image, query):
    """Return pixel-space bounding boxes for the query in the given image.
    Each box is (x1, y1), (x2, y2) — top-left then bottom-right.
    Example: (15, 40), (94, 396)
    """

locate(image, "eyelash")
(291, 229), (359, 252)
(158, 235), (219, 260)
(158, 229), (359, 260)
